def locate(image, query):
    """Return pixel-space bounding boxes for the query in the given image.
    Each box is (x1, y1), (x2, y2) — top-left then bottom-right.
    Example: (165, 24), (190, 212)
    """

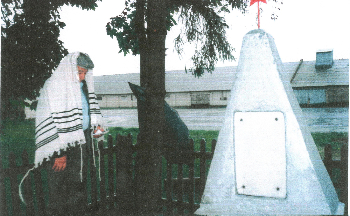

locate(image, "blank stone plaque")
(234, 112), (286, 198)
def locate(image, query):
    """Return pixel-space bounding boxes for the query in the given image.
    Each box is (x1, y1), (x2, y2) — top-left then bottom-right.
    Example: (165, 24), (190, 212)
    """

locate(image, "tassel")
(91, 130), (96, 167)
(19, 166), (35, 205)
(80, 145), (83, 182)
(98, 149), (102, 181)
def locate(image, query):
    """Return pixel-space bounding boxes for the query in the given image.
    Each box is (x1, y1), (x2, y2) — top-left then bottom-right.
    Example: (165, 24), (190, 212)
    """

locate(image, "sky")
(59, 0), (349, 76)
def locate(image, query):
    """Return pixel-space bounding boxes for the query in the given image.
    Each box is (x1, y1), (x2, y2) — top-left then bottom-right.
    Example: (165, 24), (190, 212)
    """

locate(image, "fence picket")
(188, 139), (196, 214)
(165, 159), (172, 215)
(177, 163), (184, 214)
(115, 134), (123, 211)
(116, 134), (133, 213)
(107, 134), (115, 208)
(340, 144), (348, 215)
(123, 133), (135, 213)
(1, 135), (348, 216)
(89, 140), (98, 211)
(33, 161), (46, 215)
(324, 144), (333, 177)
(98, 139), (107, 211)
(199, 139), (207, 200)
(211, 139), (217, 154)
(0, 154), (9, 216)
(9, 152), (21, 215)
(22, 150), (35, 215)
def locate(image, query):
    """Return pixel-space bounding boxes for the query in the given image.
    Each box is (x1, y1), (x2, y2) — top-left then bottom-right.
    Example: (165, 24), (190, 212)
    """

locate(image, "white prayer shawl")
(34, 52), (104, 166)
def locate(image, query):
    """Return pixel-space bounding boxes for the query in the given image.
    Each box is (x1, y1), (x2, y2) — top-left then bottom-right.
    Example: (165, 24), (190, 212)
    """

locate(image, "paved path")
(101, 107), (349, 132)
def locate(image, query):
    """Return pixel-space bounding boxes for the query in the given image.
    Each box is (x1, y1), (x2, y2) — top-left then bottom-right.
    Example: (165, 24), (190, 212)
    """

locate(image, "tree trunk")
(134, 0), (167, 214)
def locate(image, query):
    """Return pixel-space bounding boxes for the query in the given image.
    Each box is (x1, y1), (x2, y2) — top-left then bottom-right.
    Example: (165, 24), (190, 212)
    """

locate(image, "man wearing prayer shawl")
(25, 52), (105, 214)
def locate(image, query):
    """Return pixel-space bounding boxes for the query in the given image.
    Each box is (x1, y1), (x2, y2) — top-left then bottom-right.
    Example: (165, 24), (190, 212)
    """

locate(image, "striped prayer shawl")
(34, 52), (104, 166)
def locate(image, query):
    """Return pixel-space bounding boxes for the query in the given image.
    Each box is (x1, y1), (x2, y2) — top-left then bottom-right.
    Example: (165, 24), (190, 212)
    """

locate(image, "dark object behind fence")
(128, 82), (191, 164)
(0, 134), (348, 215)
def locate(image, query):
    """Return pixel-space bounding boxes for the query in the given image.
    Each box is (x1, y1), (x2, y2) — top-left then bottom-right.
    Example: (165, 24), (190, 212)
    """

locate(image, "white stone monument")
(195, 29), (344, 215)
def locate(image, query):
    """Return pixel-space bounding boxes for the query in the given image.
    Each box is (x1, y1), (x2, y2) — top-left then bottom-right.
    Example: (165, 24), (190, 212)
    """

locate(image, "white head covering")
(34, 52), (104, 166)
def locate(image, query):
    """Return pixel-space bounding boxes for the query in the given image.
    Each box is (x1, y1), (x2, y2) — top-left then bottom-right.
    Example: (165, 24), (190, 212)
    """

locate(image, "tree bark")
(134, 0), (167, 214)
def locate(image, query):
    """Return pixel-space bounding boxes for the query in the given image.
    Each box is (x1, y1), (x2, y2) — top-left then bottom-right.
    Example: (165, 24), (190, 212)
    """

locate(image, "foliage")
(1, 0), (101, 120)
(106, 0), (244, 77)
(0, 119), (36, 166)
(106, 0), (283, 77)
(173, 0), (246, 76)
(106, 0), (177, 56)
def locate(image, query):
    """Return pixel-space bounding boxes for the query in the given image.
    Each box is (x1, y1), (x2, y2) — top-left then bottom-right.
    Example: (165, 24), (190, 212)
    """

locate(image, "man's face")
(78, 66), (88, 82)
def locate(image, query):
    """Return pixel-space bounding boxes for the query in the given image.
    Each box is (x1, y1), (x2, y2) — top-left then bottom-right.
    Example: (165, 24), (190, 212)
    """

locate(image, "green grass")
(0, 119), (348, 167)
(104, 127), (219, 151)
(0, 120), (348, 213)
(311, 132), (348, 159)
(1, 120), (346, 185)
(189, 130), (219, 152)
(104, 127), (140, 145)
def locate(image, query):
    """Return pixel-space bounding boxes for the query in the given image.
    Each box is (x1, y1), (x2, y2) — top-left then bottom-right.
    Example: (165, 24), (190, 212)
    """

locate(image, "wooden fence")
(0, 134), (348, 215)
(162, 138), (216, 215)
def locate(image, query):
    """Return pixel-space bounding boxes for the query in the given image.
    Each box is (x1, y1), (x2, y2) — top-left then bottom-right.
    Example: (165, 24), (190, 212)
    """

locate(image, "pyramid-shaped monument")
(195, 29), (344, 215)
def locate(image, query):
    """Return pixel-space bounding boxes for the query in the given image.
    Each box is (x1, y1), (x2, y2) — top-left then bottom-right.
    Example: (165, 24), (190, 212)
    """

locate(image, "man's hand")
(52, 155), (67, 172)
(93, 125), (105, 138)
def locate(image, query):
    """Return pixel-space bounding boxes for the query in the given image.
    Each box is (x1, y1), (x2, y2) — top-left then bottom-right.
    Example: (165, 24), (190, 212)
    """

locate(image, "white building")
(94, 53), (349, 108)
(25, 52), (349, 119)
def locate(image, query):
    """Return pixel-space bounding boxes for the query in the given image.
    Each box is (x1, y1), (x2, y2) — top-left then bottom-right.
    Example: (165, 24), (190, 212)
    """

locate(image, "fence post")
(0, 154), (8, 216)
(9, 152), (21, 215)
(165, 159), (172, 215)
(115, 134), (134, 215)
(340, 144), (348, 215)
(324, 144), (333, 177)
(98, 139), (107, 211)
(178, 163), (184, 214)
(88, 141), (98, 211)
(33, 160), (46, 215)
(126, 133), (135, 213)
(211, 139), (217, 154)
(133, 134), (141, 207)
(107, 133), (115, 208)
(199, 139), (207, 200)
(22, 150), (35, 215)
(188, 139), (195, 214)
(115, 134), (122, 211)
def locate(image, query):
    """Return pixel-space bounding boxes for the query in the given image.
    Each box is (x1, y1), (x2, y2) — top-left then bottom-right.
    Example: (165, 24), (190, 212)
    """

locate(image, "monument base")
(196, 198), (345, 215)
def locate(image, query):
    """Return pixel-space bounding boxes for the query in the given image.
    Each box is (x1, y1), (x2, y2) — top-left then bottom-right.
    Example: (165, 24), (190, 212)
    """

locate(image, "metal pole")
(258, 1), (260, 29)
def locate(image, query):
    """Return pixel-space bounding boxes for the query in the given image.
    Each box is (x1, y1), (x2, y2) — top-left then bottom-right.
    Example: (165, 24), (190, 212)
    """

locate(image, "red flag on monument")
(250, 0), (267, 29)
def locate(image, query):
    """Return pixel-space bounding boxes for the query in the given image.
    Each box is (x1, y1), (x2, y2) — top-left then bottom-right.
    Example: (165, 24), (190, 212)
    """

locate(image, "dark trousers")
(46, 129), (92, 215)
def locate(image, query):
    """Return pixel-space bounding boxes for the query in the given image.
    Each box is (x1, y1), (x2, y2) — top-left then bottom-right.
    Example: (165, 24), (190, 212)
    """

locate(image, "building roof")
(291, 59), (349, 87)
(94, 59), (349, 95)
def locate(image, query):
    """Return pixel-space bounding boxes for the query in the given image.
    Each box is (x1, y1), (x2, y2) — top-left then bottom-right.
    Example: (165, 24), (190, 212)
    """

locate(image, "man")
(33, 52), (105, 214)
